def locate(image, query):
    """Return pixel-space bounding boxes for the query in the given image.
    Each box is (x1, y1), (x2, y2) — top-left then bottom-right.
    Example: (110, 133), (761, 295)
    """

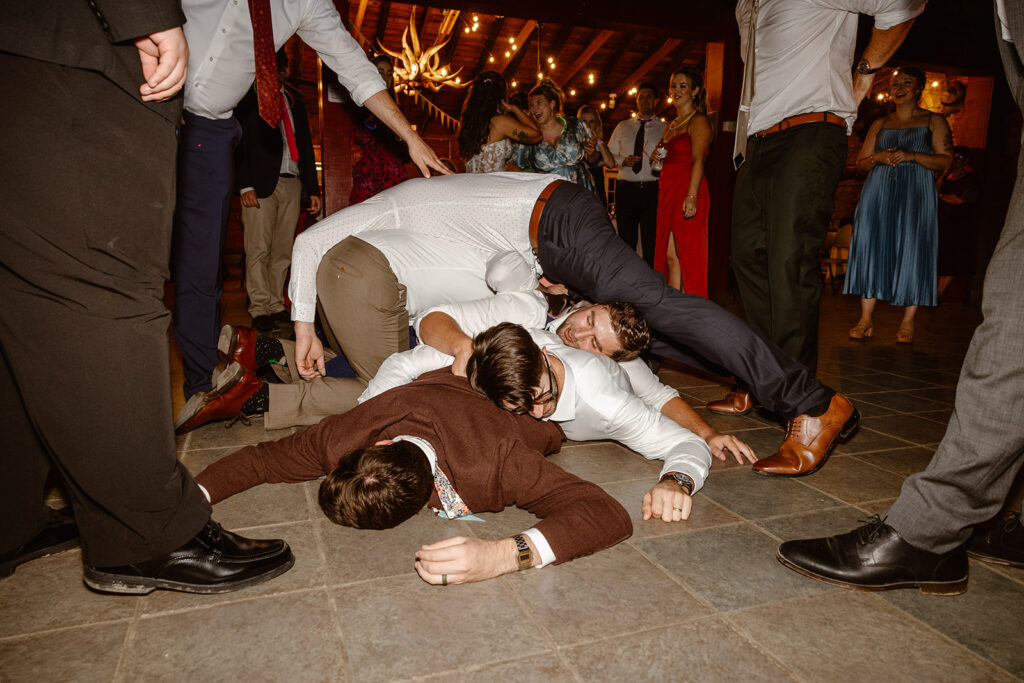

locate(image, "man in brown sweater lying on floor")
(195, 368), (632, 585)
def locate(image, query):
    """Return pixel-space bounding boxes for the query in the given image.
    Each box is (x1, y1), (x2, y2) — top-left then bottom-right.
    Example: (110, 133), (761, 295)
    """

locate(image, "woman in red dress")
(653, 67), (712, 296)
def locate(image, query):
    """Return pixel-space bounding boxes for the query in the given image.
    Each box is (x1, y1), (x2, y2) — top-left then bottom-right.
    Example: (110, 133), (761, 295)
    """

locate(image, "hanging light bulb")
(489, 56), (494, 63)
(569, 89), (576, 96)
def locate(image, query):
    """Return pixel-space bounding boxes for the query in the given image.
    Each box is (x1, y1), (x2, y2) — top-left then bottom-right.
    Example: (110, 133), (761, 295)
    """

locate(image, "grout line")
(0, 616), (135, 643)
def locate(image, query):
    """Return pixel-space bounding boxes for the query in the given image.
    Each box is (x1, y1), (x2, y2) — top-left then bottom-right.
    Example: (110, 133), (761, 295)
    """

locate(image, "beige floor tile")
(797, 456), (905, 504)
(332, 575), (548, 680)
(0, 622), (128, 682)
(508, 544), (712, 645)
(561, 618), (796, 682)
(547, 442), (662, 484)
(121, 590), (346, 680)
(754, 506), (872, 542)
(853, 446), (936, 477)
(318, 512), (464, 585)
(0, 550), (137, 638)
(181, 415), (293, 451)
(634, 524), (833, 611)
(419, 653), (577, 681)
(729, 591), (1018, 682)
(699, 467), (844, 520)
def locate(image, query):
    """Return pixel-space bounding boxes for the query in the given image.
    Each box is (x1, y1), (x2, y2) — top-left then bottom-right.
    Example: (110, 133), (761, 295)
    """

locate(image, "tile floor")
(3, 287), (1023, 682)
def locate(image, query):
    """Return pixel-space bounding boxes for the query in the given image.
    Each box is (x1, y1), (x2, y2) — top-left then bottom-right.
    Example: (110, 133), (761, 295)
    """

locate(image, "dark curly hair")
(529, 78), (564, 115)
(603, 302), (651, 361)
(458, 70), (508, 160)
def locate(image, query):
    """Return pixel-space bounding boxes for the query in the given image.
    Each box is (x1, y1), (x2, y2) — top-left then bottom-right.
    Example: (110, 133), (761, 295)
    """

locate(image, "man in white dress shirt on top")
(172, 0), (449, 403)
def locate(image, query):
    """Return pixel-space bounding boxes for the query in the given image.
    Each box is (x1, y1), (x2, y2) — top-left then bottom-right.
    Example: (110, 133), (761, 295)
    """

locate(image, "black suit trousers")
(0, 55), (210, 566)
(536, 182), (832, 420)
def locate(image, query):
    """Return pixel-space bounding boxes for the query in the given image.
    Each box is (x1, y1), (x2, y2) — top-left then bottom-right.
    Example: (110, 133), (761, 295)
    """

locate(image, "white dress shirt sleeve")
(820, 0), (927, 29)
(412, 291), (549, 340)
(617, 358), (680, 411)
(358, 345), (453, 403)
(580, 357), (711, 491)
(521, 528), (556, 568)
(607, 121), (629, 167)
(297, 0), (387, 106)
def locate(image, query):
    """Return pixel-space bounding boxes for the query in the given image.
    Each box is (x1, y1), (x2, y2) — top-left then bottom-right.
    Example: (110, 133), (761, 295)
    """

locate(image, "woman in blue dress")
(845, 67), (952, 343)
(510, 79), (596, 190)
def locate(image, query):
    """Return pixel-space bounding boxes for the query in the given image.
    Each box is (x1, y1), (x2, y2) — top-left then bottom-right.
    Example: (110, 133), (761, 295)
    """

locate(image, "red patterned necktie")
(281, 91), (299, 161)
(249, 0), (282, 127)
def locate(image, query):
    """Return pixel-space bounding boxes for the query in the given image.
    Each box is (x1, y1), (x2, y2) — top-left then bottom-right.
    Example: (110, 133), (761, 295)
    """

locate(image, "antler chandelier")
(378, 8), (465, 92)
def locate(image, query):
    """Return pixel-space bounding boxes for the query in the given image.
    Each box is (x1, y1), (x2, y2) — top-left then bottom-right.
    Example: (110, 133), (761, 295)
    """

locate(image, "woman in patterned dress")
(458, 71), (541, 173)
(511, 79), (596, 190)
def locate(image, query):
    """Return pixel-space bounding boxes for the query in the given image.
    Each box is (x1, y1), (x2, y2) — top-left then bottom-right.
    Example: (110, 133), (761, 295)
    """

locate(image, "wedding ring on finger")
(442, 574), (448, 586)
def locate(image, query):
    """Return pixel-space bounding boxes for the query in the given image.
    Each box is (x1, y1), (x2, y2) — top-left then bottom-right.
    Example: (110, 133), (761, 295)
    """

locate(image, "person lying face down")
(194, 369), (631, 586)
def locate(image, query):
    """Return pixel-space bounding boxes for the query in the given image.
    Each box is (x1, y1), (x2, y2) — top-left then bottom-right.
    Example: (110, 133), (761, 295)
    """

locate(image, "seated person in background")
(365, 322), (714, 522)
(458, 70), (542, 173)
(193, 369), (632, 585)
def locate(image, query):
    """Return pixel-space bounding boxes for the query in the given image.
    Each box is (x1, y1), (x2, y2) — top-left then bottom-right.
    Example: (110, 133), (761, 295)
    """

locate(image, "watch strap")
(856, 59), (881, 75)
(513, 534), (532, 570)
(660, 472), (695, 495)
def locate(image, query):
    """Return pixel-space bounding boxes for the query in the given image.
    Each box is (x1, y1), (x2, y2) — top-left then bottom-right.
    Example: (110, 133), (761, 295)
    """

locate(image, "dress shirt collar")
(392, 435), (437, 472)
(545, 350), (576, 423)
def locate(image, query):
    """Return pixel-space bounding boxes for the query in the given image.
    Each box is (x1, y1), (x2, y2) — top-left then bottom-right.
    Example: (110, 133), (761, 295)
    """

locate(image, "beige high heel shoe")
(849, 321), (874, 340)
(896, 321), (915, 344)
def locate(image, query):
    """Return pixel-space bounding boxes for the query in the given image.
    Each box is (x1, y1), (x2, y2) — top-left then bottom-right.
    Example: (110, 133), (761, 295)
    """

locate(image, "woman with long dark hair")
(652, 67), (713, 296)
(511, 78), (596, 190)
(458, 71), (541, 173)
(845, 66), (952, 343)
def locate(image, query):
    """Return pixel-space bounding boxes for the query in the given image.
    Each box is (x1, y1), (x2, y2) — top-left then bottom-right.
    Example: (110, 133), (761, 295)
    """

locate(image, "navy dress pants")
(172, 111), (243, 398)
(535, 182), (832, 420)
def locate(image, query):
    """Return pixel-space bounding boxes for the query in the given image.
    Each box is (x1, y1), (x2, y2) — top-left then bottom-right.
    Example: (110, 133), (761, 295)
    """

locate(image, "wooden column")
(703, 36), (741, 302)
(320, 0), (354, 215)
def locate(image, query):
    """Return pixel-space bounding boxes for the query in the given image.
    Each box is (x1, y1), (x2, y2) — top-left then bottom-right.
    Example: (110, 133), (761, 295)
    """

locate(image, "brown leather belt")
(529, 180), (566, 250)
(754, 112), (845, 138)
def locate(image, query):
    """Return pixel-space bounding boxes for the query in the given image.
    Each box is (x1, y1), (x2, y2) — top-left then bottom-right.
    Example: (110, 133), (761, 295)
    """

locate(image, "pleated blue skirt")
(844, 126), (938, 307)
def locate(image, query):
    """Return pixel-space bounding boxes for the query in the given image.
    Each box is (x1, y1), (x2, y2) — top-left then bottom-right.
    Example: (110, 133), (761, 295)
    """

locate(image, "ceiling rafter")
(556, 29), (614, 90)
(501, 20), (539, 81)
(616, 39), (681, 95)
(537, 24), (574, 82)
(368, 1), (391, 49)
(456, 16), (507, 115)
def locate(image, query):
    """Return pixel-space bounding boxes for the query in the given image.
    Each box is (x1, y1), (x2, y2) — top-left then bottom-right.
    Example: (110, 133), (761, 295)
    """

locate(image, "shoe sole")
(173, 363), (246, 434)
(82, 552), (295, 595)
(754, 407), (861, 478)
(214, 325), (239, 375)
(0, 538), (81, 578)
(776, 551), (968, 595)
(966, 549), (1024, 568)
(706, 405), (755, 416)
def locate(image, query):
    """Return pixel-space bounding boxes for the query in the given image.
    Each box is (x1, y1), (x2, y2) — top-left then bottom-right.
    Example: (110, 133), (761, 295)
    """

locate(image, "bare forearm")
(687, 158), (706, 197)
(861, 18), (916, 70)
(418, 312), (471, 357)
(660, 397), (714, 441)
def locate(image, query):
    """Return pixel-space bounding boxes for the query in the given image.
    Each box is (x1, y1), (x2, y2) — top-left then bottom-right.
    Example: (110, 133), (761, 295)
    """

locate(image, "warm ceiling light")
(931, 80), (939, 87)
(547, 57), (554, 63)
(588, 74), (595, 83)
(511, 45), (517, 51)
(569, 89), (576, 96)
(505, 50), (510, 57)
(667, 97), (673, 103)
(489, 56), (494, 62)
(511, 80), (517, 87)
(600, 103), (606, 109)
(660, 117), (665, 122)
(631, 111), (637, 118)
(464, 27), (470, 33)
(509, 37), (515, 43)
(538, 72), (543, 79)
(472, 24), (478, 31)
(455, 76), (460, 83)
(550, 63), (555, 69)
(628, 87), (637, 95)
(877, 93), (884, 100)
(473, 15), (479, 21)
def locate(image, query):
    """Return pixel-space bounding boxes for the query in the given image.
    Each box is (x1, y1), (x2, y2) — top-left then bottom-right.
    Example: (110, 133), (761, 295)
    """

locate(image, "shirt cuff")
(521, 528), (555, 568)
(198, 484), (211, 503)
(239, 187), (255, 196)
(291, 302), (317, 324)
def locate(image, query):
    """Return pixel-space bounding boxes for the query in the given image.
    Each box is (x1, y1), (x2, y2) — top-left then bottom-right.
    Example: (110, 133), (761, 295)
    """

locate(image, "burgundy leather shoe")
(83, 520), (293, 595)
(706, 389), (755, 416)
(752, 393), (858, 476)
(216, 324), (258, 373)
(777, 517), (968, 595)
(174, 362), (263, 434)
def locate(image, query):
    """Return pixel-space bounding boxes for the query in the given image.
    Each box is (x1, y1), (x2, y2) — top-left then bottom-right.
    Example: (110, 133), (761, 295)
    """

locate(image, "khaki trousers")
(242, 176), (301, 317)
(265, 340), (365, 430)
(315, 236), (409, 383)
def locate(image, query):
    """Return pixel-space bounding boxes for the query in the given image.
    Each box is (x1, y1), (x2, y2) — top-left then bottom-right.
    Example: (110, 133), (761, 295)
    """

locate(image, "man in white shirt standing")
(173, 0), (449, 402)
(607, 82), (666, 266)
(719, 0), (926, 423)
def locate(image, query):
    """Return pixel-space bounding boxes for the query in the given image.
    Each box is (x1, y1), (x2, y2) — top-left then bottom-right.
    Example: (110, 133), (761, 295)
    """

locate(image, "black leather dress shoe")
(0, 507), (79, 578)
(777, 516), (968, 595)
(967, 511), (1024, 568)
(83, 520), (293, 595)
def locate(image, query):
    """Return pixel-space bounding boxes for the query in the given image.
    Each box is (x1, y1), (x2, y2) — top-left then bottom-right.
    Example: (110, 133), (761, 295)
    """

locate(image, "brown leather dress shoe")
(752, 393), (859, 476)
(777, 516), (968, 595)
(216, 324), (258, 373)
(174, 362), (263, 434)
(707, 389), (755, 415)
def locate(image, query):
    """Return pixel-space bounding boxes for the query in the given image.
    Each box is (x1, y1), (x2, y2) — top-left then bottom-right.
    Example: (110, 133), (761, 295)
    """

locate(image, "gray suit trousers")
(885, 147), (1024, 554)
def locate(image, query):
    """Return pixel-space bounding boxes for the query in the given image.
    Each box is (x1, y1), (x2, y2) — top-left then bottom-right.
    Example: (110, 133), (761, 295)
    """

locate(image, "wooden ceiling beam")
(501, 20), (539, 81)
(537, 24), (574, 82)
(456, 16), (507, 115)
(616, 39), (681, 95)
(351, 0), (369, 40)
(556, 29), (614, 89)
(368, 1), (391, 49)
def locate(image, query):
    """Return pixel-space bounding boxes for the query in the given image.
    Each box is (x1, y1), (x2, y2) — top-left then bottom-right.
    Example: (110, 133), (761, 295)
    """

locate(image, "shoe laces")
(785, 416), (802, 440)
(857, 514), (888, 544)
(225, 413), (252, 429)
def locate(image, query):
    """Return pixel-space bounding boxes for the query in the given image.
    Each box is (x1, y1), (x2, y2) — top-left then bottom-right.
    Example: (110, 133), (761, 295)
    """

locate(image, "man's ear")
(374, 439), (394, 446)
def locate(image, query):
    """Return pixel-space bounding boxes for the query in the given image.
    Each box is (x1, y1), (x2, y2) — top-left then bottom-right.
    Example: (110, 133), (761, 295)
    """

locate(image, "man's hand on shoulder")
(415, 536), (519, 585)
(136, 27), (188, 102)
(642, 480), (692, 522)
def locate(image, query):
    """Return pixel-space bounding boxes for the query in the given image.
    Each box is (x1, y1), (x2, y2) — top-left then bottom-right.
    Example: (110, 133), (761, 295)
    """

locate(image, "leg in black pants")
(614, 182), (660, 267)
(535, 181), (834, 421)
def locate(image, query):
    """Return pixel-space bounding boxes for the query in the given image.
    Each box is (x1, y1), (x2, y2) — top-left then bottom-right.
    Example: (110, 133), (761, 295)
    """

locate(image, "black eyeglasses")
(513, 352), (559, 415)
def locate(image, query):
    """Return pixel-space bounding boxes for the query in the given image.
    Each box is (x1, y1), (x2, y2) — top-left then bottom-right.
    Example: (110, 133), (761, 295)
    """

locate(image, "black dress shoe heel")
(919, 576), (968, 596)
(838, 407), (860, 440)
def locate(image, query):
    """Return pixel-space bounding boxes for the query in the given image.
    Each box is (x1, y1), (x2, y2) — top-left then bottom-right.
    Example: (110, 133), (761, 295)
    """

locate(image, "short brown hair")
(318, 441), (432, 529)
(466, 323), (544, 415)
(529, 78), (563, 114)
(603, 302), (651, 361)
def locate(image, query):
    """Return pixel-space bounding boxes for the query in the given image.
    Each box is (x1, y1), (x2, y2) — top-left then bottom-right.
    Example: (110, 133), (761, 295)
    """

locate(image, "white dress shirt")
(607, 117), (667, 182)
(366, 311), (711, 491)
(735, 0), (926, 135)
(289, 172), (560, 322)
(392, 435), (554, 567)
(182, 0), (385, 119)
